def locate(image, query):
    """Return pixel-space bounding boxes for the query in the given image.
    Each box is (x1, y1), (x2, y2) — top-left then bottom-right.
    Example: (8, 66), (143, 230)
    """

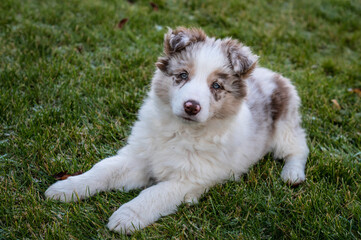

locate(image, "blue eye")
(179, 72), (188, 80)
(212, 82), (221, 89)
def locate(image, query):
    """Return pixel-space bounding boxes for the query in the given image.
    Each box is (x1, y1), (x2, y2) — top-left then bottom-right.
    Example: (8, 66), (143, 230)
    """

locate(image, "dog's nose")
(184, 100), (201, 116)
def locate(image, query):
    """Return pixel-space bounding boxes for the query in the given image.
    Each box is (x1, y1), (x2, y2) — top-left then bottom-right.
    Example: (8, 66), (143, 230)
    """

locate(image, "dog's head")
(152, 27), (258, 123)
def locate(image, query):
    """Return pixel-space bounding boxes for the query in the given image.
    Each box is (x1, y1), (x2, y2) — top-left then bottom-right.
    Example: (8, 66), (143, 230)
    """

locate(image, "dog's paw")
(45, 179), (81, 202)
(281, 163), (305, 186)
(107, 205), (146, 235)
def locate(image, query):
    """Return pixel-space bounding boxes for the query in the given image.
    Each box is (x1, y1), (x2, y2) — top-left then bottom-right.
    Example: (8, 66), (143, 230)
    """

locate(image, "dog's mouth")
(181, 116), (197, 122)
(175, 113), (202, 123)
(182, 117), (195, 121)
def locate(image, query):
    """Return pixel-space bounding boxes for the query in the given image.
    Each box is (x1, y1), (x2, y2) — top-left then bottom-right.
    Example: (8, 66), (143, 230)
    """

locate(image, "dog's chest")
(148, 130), (235, 182)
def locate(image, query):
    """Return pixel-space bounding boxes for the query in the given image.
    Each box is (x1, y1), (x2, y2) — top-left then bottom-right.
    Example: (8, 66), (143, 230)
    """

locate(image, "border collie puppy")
(45, 27), (309, 234)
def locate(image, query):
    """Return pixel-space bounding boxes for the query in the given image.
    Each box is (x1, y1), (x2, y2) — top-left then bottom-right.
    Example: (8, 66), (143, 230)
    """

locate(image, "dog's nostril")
(184, 100), (201, 116)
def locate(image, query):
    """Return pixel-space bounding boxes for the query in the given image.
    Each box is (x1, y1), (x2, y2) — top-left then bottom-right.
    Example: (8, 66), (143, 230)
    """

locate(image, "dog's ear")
(163, 27), (206, 55)
(156, 27), (206, 72)
(224, 39), (258, 78)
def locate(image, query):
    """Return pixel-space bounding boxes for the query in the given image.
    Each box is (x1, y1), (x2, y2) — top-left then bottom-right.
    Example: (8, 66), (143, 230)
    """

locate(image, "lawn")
(1, 0), (360, 239)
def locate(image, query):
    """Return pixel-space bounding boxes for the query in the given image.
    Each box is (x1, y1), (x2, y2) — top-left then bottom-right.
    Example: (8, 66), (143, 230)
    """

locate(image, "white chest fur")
(129, 95), (266, 185)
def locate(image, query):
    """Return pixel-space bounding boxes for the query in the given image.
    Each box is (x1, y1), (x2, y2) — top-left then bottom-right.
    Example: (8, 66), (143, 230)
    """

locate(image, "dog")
(45, 27), (309, 234)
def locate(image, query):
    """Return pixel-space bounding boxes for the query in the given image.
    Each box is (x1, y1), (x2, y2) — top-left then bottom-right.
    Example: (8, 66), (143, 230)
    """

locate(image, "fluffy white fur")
(45, 27), (309, 235)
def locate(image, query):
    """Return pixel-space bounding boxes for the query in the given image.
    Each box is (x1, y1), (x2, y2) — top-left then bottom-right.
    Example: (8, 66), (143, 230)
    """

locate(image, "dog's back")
(246, 67), (301, 136)
(245, 67), (308, 180)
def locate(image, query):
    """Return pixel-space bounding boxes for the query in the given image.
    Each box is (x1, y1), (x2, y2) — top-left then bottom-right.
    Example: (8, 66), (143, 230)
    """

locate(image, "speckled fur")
(45, 27), (309, 235)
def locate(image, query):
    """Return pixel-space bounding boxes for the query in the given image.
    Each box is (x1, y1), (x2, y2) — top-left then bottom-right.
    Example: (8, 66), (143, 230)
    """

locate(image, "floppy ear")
(156, 27), (206, 72)
(163, 27), (206, 55)
(224, 39), (259, 77)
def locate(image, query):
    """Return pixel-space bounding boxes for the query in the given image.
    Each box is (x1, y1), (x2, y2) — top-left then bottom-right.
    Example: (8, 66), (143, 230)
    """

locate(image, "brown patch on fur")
(173, 58), (196, 77)
(228, 75), (247, 99)
(270, 74), (290, 122)
(164, 27), (206, 55)
(213, 92), (243, 119)
(156, 57), (170, 74)
(221, 39), (257, 77)
(207, 70), (247, 102)
(207, 71), (222, 101)
(157, 27), (206, 73)
(170, 58), (195, 87)
(241, 61), (257, 79)
(154, 55), (197, 104)
(207, 69), (245, 119)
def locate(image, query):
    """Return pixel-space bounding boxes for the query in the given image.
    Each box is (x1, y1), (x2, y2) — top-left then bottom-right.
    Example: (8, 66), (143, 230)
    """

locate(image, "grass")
(0, 0), (360, 239)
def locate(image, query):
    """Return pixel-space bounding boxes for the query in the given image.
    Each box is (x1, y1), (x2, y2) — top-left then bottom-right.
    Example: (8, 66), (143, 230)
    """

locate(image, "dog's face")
(153, 27), (258, 123)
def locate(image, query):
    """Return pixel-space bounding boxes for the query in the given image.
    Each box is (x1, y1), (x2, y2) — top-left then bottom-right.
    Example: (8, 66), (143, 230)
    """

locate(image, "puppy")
(45, 27), (309, 234)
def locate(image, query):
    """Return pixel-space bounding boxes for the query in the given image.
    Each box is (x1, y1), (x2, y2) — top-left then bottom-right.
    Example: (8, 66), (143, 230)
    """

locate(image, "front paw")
(45, 179), (82, 202)
(281, 163), (306, 186)
(107, 205), (146, 235)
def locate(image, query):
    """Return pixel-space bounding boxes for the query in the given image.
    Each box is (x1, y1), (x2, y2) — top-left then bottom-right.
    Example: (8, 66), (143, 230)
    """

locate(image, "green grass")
(1, 0), (360, 239)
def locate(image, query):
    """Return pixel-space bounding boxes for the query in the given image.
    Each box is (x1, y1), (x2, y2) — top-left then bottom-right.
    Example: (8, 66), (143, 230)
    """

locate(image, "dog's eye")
(178, 72), (188, 80)
(212, 82), (222, 90)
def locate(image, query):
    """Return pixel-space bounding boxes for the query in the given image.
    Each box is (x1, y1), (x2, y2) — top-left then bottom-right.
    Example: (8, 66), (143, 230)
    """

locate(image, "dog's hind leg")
(266, 75), (309, 185)
(272, 119), (309, 186)
(45, 145), (150, 202)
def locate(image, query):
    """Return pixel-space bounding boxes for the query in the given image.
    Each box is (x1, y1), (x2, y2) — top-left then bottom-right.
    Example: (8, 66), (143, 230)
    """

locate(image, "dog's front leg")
(45, 145), (150, 202)
(107, 181), (202, 234)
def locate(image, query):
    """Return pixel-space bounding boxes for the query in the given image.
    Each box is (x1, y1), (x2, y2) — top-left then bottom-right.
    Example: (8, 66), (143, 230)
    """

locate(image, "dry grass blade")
(331, 99), (341, 110)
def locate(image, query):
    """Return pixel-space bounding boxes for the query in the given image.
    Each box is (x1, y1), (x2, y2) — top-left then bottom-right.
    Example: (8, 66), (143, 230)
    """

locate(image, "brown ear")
(223, 39), (258, 77)
(156, 27), (206, 72)
(163, 27), (206, 55)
